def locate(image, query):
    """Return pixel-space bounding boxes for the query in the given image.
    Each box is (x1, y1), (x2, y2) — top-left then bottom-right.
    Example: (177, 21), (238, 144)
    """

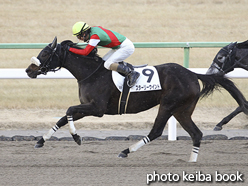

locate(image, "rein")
(77, 56), (104, 84)
(38, 42), (104, 83)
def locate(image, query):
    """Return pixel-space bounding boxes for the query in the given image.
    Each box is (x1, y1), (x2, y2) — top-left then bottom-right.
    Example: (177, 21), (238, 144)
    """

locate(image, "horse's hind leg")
(35, 113), (84, 148)
(174, 112), (202, 162)
(118, 106), (171, 158)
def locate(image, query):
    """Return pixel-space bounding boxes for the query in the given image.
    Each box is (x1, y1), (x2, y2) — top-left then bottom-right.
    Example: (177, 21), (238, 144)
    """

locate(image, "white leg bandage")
(129, 136), (150, 153)
(189, 146), (200, 162)
(43, 124), (59, 141)
(67, 115), (76, 135)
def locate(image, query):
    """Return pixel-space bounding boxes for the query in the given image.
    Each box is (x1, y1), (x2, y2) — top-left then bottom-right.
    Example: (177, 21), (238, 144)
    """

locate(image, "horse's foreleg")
(65, 102), (106, 145)
(35, 124), (60, 148)
(214, 106), (242, 131)
(35, 114), (84, 148)
(67, 115), (81, 145)
(35, 116), (67, 148)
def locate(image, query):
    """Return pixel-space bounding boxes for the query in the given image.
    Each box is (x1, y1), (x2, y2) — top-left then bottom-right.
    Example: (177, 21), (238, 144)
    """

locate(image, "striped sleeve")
(69, 35), (100, 56)
(69, 45), (95, 56)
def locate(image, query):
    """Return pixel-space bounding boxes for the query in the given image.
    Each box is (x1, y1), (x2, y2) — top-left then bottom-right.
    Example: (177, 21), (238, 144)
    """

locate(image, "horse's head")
(206, 42), (237, 75)
(26, 37), (62, 78)
(26, 37), (99, 79)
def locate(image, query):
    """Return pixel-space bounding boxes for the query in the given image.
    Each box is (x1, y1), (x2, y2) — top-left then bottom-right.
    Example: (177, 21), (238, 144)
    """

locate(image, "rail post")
(183, 47), (190, 68)
(168, 116), (177, 141)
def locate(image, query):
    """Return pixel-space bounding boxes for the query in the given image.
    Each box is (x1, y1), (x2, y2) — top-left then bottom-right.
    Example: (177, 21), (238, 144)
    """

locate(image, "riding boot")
(116, 64), (140, 87)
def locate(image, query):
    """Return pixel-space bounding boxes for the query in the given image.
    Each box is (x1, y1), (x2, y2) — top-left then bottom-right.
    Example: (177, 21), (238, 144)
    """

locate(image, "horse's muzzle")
(26, 64), (41, 78)
(206, 67), (218, 75)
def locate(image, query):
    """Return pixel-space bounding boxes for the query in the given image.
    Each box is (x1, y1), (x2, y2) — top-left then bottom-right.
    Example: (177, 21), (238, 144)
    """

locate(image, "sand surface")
(0, 140), (247, 186)
(0, 107), (247, 185)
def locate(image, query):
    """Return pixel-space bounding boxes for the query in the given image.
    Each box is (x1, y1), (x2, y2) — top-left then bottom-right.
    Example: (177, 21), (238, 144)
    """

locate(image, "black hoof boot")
(35, 143), (44, 148)
(214, 125), (222, 131)
(34, 138), (45, 148)
(117, 148), (129, 158)
(118, 152), (128, 158)
(72, 134), (81, 145)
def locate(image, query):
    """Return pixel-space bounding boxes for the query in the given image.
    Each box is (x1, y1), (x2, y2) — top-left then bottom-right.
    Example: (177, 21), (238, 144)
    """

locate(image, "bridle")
(211, 43), (248, 74)
(38, 44), (65, 75)
(213, 46), (236, 74)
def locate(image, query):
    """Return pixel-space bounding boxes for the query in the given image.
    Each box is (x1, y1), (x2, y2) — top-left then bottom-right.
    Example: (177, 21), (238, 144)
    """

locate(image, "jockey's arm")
(69, 34), (100, 56)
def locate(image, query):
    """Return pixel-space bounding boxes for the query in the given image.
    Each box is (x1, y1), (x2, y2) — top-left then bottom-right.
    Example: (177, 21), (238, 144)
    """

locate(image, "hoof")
(214, 126), (222, 131)
(72, 134), (81, 145)
(188, 160), (197, 163)
(118, 152), (128, 158)
(34, 143), (44, 148)
(76, 139), (81, 145)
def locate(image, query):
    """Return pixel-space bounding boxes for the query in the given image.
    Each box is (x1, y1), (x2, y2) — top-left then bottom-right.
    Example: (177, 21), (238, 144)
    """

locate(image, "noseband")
(38, 44), (65, 75)
(212, 47), (235, 74)
(209, 44), (236, 74)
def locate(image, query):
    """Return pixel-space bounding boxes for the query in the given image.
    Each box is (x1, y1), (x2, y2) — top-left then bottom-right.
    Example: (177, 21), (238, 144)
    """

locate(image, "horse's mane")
(236, 40), (248, 49)
(61, 40), (80, 49)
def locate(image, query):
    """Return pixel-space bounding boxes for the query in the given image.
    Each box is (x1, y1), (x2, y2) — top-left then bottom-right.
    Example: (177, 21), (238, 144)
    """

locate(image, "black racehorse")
(207, 40), (248, 131)
(26, 37), (248, 162)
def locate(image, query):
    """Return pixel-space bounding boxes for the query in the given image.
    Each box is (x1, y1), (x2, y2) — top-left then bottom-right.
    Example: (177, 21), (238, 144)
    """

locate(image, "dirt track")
(0, 107), (248, 185)
(0, 140), (247, 186)
(1, 107), (248, 131)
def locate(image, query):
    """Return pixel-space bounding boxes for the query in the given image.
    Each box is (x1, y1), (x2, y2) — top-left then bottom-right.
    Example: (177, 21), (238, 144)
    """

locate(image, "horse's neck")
(237, 49), (248, 71)
(63, 54), (104, 81)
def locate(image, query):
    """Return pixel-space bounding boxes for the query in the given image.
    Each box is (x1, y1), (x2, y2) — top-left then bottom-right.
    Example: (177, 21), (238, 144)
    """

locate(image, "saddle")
(117, 62), (147, 115)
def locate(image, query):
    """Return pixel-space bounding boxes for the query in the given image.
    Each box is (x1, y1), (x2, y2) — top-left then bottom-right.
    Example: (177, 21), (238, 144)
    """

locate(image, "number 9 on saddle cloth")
(113, 62), (162, 114)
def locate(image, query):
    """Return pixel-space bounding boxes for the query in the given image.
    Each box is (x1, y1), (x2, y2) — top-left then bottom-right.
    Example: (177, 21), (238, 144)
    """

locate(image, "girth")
(117, 62), (133, 115)
(118, 76), (131, 115)
(116, 62), (148, 114)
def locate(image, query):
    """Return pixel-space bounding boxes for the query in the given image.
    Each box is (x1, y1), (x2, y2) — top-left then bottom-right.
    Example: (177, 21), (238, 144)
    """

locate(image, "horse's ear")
(51, 36), (57, 49)
(229, 42), (237, 47)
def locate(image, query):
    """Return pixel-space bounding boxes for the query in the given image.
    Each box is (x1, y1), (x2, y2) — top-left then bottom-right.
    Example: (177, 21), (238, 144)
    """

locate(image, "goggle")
(76, 34), (83, 39)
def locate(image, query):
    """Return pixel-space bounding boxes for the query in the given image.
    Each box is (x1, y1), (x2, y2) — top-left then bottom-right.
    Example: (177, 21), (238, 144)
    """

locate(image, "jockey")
(69, 21), (140, 87)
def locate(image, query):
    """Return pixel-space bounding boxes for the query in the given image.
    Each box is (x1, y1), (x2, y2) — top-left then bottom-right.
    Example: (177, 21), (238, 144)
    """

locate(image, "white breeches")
(103, 38), (135, 70)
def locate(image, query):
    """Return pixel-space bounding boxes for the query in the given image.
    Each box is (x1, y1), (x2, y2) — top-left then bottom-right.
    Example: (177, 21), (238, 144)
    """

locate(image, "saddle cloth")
(112, 66), (162, 92)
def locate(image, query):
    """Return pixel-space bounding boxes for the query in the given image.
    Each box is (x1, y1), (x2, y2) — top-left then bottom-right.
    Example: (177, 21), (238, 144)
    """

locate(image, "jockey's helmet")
(72, 22), (90, 36)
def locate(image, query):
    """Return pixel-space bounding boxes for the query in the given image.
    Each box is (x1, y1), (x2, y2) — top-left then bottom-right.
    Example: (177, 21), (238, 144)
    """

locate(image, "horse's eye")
(42, 52), (49, 57)
(217, 55), (226, 63)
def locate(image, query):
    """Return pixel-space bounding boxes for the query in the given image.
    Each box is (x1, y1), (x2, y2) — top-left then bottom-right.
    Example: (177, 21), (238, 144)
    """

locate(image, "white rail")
(0, 68), (73, 79)
(1, 68), (248, 79)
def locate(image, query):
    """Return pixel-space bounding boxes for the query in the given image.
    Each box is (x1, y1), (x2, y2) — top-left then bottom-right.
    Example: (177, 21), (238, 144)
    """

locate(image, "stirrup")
(127, 71), (140, 87)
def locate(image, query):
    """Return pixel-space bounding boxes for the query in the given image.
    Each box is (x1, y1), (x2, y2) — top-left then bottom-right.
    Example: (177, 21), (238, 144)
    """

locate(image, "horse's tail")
(196, 74), (221, 99)
(196, 73), (248, 113)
